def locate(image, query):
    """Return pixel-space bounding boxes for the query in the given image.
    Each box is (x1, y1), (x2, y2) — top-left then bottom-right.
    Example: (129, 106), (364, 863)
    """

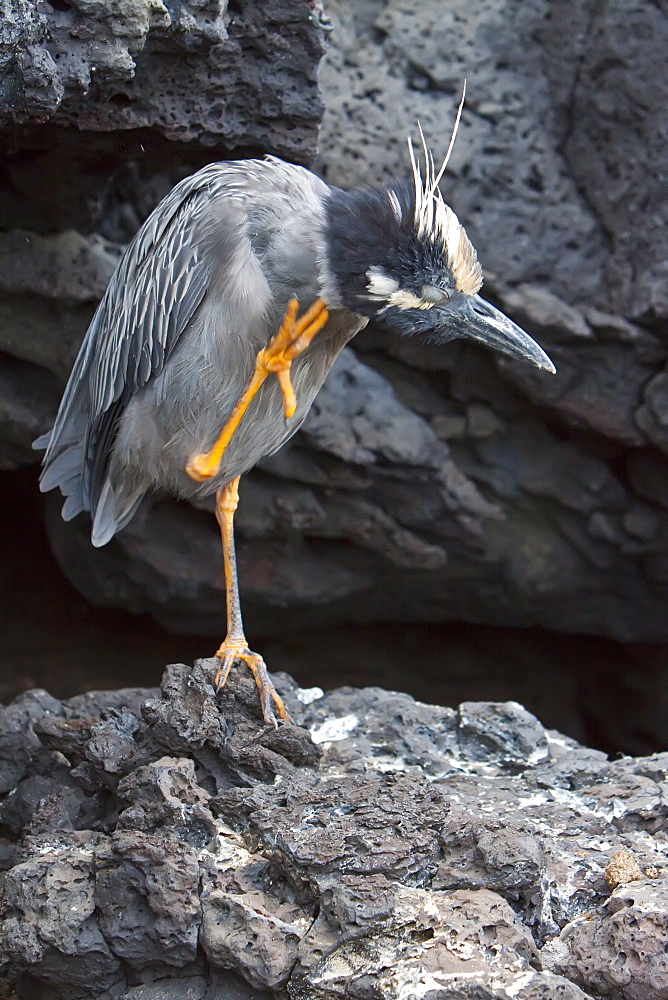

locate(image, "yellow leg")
(186, 297), (329, 483)
(212, 477), (291, 726)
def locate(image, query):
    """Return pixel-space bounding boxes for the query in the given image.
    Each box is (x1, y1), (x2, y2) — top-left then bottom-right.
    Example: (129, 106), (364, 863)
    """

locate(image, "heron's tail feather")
(32, 430), (52, 450)
(38, 445), (81, 494)
(36, 393), (90, 521)
(62, 492), (85, 521)
(36, 439), (87, 528)
(91, 478), (143, 548)
(91, 480), (118, 547)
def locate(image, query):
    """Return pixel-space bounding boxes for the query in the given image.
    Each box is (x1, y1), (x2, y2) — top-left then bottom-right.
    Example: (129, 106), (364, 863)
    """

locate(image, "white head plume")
(407, 83), (483, 297)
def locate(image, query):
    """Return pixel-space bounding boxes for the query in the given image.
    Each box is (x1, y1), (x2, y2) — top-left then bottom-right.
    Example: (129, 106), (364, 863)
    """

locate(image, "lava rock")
(546, 880), (668, 1000)
(0, 359), (62, 470)
(290, 886), (539, 998)
(0, 229), (119, 469)
(116, 756), (218, 846)
(95, 829), (202, 973)
(316, 0), (609, 306)
(552, 1), (668, 320)
(434, 816), (545, 899)
(0, 0), (325, 156)
(317, 0), (668, 321)
(456, 700), (550, 765)
(1, 0), (667, 657)
(201, 886), (308, 991)
(40, 325), (668, 644)
(1, 667), (668, 999)
(0, 846), (123, 998)
(0, 688), (65, 794)
(213, 768), (448, 884)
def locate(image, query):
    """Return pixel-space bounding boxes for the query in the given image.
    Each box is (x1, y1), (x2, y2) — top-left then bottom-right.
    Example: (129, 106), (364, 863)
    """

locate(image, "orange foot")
(186, 297), (329, 483)
(214, 640), (292, 726)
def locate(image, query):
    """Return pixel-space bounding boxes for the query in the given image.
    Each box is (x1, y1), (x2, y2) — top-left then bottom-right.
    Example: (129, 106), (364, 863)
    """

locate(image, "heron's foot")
(214, 640), (292, 727)
(185, 297), (329, 482)
(257, 297), (329, 418)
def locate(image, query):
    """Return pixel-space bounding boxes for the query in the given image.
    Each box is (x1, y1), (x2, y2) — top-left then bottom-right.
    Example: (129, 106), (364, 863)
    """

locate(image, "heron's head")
(322, 141), (555, 375)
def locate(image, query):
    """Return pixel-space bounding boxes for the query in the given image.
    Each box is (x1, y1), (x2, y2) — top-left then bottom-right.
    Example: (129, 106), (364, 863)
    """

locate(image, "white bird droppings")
(296, 685), (324, 705)
(310, 714), (359, 744)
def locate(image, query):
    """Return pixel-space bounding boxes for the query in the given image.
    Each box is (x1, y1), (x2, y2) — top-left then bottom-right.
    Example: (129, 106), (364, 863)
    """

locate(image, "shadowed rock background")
(1, 0), (667, 753)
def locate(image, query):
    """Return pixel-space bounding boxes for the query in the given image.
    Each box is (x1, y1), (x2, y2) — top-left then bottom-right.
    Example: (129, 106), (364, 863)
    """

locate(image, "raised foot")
(257, 297), (330, 418)
(185, 297), (329, 483)
(214, 641), (292, 727)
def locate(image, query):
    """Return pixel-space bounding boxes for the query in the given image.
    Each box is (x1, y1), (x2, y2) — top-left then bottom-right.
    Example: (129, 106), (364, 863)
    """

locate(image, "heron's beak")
(447, 294), (556, 373)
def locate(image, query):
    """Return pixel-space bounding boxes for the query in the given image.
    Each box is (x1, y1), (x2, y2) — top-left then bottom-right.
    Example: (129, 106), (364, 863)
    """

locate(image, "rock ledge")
(0, 664), (666, 1000)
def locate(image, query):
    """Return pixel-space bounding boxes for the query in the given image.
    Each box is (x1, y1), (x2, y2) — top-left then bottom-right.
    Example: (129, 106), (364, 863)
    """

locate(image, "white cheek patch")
(365, 268), (436, 311)
(366, 266), (400, 300)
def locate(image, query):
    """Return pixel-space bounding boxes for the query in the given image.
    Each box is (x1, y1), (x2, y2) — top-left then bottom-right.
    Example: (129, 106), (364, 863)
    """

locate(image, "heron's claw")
(186, 297), (329, 482)
(213, 641), (292, 727)
(258, 298), (330, 418)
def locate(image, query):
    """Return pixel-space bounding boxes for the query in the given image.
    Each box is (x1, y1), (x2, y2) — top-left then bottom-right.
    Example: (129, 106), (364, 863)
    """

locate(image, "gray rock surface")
(1, 666), (667, 999)
(317, 0), (668, 320)
(0, 229), (119, 467)
(0, 0), (325, 154)
(1, 0), (667, 650)
(0, 0), (325, 465)
(546, 880), (668, 1000)
(44, 307), (668, 642)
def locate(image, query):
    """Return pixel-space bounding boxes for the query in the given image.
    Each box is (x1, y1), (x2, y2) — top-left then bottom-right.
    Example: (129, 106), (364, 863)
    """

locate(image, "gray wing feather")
(40, 162), (234, 517)
(89, 175), (217, 417)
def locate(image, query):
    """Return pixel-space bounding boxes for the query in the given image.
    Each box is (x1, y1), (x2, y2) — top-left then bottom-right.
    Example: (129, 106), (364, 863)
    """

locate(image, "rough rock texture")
(1, 1), (667, 650)
(316, 0), (668, 320)
(1, 667), (667, 999)
(0, 0), (325, 151)
(44, 295), (668, 643)
(0, 0), (326, 463)
(0, 229), (120, 468)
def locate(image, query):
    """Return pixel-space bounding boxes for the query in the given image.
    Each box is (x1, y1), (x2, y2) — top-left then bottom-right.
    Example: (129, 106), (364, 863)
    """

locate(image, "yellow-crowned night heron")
(35, 139), (555, 724)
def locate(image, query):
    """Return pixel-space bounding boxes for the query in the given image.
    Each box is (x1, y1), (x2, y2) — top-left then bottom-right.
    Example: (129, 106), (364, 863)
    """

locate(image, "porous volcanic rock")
(1, 665), (667, 999)
(317, 0), (668, 320)
(0, 0), (325, 153)
(44, 297), (668, 643)
(1, 0), (667, 652)
(0, 0), (326, 466)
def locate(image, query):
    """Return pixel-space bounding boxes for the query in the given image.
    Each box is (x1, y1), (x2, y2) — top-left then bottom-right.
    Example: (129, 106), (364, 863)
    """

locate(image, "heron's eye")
(421, 285), (448, 303)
